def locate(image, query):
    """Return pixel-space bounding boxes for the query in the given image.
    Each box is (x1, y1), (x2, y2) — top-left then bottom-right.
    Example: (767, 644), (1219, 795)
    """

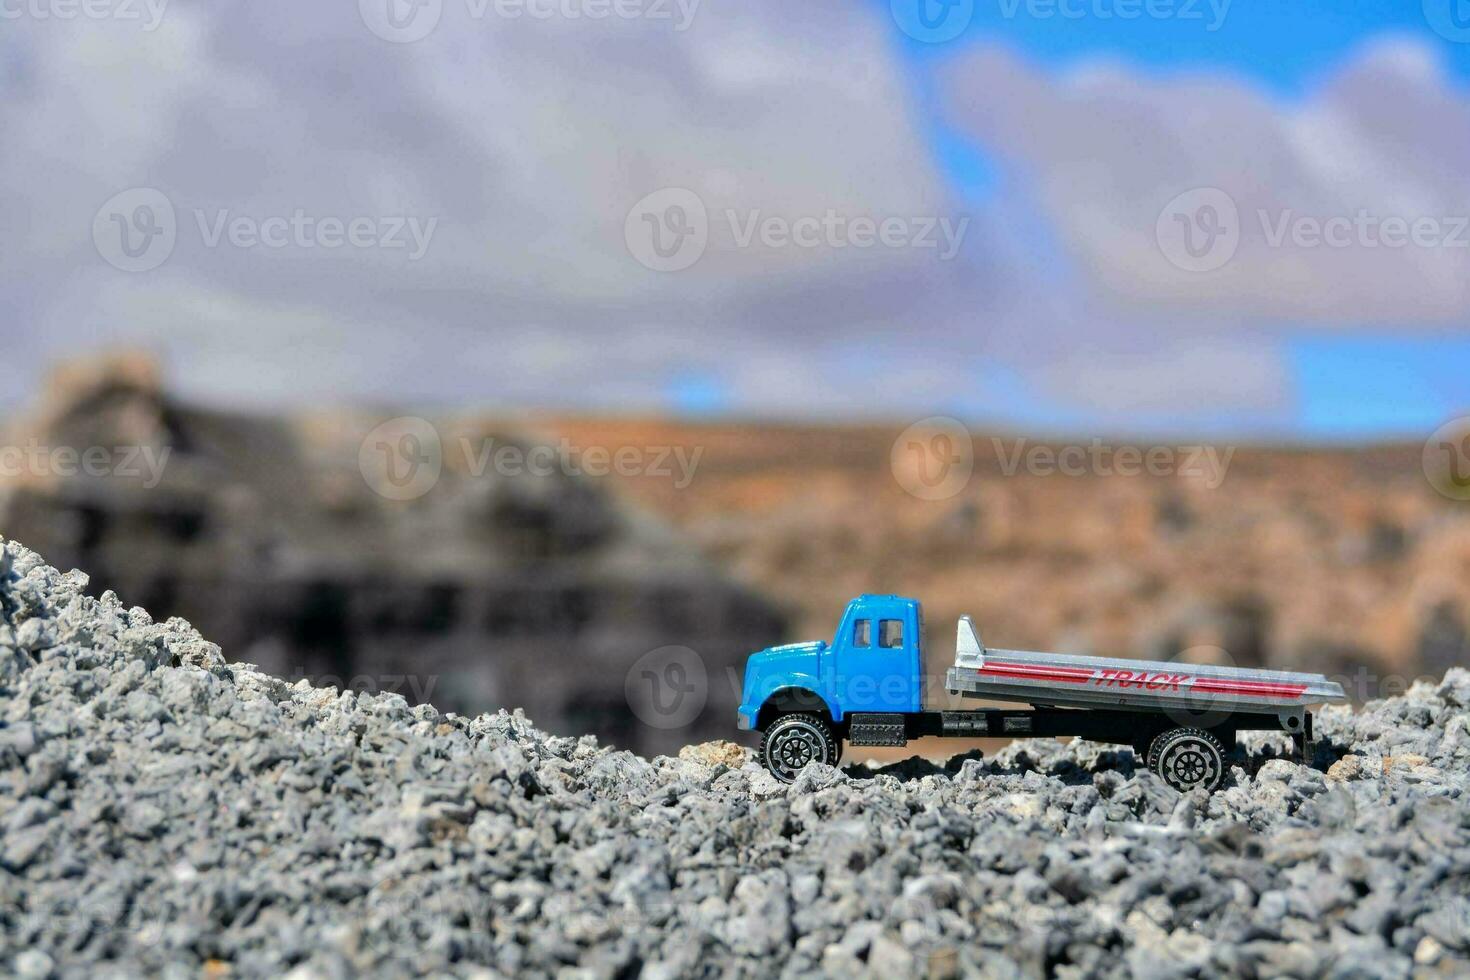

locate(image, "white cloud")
(6, 6), (1440, 431)
(942, 39), (1470, 326)
(2, 0), (1006, 416)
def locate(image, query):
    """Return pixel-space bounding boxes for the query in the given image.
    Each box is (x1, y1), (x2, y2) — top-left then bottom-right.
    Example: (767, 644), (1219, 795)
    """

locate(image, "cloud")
(3, 1), (1009, 416)
(4, 4), (1435, 432)
(941, 38), (1470, 326)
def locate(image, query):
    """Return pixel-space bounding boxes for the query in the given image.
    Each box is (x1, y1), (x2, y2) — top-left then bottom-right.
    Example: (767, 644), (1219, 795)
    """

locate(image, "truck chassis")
(761, 706), (1315, 792)
(845, 705), (1311, 754)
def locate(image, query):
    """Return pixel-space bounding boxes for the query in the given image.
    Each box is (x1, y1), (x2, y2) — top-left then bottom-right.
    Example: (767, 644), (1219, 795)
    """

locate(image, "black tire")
(760, 713), (840, 783)
(1148, 727), (1226, 793)
(1145, 733), (1166, 773)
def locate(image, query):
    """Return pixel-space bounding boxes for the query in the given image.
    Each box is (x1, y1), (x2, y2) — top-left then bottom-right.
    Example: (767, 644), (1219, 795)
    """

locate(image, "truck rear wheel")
(1147, 728), (1226, 793)
(760, 713), (839, 783)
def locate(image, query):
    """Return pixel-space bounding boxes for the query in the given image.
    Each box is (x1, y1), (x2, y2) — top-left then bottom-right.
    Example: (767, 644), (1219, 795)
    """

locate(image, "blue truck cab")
(737, 595), (923, 755)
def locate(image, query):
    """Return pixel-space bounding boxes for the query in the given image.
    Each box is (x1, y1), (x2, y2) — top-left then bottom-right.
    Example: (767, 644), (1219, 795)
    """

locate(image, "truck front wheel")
(760, 713), (840, 782)
(1147, 727), (1226, 793)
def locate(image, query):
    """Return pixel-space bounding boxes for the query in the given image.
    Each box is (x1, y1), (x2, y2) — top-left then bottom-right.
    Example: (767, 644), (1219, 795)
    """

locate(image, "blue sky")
(880, 0), (1470, 439)
(891, 0), (1470, 89)
(1289, 334), (1470, 437)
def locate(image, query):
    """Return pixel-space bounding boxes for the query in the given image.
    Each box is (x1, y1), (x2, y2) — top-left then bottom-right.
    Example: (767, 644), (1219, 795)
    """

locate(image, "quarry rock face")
(0, 359), (785, 755)
(4, 538), (1470, 978)
(546, 419), (1470, 698)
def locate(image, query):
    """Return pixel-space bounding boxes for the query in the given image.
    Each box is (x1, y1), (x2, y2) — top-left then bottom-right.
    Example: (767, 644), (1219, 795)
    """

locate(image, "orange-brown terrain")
(530, 415), (1470, 698)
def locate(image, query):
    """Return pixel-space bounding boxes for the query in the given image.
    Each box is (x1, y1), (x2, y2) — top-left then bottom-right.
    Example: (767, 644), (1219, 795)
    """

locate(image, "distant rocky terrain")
(4, 538), (1470, 978)
(0, 358), (785, 756)
(4, 356), (1468, 768)
(542, 417), (1470, 698)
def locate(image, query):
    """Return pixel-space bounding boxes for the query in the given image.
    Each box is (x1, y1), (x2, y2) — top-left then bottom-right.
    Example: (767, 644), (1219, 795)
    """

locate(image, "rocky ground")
(2, 537), (1469, 979)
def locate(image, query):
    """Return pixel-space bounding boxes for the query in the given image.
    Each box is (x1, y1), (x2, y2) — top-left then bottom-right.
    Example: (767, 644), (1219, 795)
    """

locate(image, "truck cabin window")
(879, 619), (904, 649)
(852, 619), (871, 648)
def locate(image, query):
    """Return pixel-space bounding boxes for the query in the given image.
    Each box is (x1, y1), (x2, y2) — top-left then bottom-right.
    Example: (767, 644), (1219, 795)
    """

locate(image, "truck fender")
(755, 679), (843, 728)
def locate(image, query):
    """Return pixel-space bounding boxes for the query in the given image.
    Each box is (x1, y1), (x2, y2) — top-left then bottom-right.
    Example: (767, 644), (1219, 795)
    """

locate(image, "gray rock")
(3, 536), (1470, 978)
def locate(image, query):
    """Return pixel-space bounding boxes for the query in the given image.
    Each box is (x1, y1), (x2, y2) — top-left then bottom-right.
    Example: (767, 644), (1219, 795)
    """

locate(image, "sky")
(1, 0), (1468, 439)
(897, 0), (1470, 437)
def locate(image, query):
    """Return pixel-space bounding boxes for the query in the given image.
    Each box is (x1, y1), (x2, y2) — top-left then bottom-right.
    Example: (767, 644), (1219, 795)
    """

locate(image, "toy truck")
(737, 595), (1347, 792)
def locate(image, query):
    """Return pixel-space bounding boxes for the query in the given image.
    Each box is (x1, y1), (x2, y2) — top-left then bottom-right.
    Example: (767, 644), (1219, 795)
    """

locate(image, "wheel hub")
(1171, 748), (1207, 784)
(765, 720), (833, 781)
(774, 730), (818, 773)
(1160, 738), (1220, 790)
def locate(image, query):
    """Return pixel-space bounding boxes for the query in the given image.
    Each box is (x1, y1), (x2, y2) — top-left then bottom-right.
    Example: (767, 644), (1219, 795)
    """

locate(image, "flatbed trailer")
(737, 596), (1347, 791)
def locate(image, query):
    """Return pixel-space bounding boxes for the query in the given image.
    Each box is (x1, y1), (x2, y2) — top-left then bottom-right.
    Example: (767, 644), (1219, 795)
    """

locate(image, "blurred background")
(2, 0), (1469, 756)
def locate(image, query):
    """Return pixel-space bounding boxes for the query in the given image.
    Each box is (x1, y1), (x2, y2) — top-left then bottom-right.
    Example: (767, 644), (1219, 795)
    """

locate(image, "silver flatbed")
(944, 617), (1347, 716)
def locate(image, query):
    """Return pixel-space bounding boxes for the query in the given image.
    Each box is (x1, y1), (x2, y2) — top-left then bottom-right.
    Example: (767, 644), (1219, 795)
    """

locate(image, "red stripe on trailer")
(979, 669), (1090, 685)
(978, 664), (1092, 684)
(1191, 679), (1306, 698)
(980, 662), (1093, 678)
(976, 663), (1306, 698)
(1192, 679), (1306, 693)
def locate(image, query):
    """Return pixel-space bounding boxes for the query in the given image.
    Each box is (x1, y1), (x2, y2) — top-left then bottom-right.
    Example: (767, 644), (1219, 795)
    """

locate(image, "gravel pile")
(3, 536), (1470, 978)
